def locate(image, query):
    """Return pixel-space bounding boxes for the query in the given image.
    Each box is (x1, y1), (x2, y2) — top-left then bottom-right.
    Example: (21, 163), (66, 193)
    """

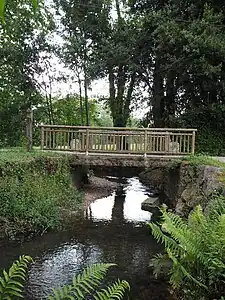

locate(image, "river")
(0, 176), (169, 299)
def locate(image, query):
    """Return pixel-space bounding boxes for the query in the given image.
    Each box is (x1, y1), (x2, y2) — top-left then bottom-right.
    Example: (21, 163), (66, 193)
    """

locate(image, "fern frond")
(48, 263), (116, 300)
(149, 253), (171, 278)
(0, 255), (33, 300)
(93, 279), (130, 300)
(167, 249), (208, 290)
(149, 222), (184, 256)
(205, 196), (225, 220)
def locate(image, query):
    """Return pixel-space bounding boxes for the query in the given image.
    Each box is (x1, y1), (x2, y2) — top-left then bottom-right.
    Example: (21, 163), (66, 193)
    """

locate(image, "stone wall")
(139, 162), (225, 216)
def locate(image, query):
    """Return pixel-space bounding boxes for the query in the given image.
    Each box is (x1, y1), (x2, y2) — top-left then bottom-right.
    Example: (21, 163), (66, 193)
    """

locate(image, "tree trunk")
(164, 73), (177, 127)
(83, 54), (89, 126)
(78, 74), (84, 125)
(151, 57), (165, 127)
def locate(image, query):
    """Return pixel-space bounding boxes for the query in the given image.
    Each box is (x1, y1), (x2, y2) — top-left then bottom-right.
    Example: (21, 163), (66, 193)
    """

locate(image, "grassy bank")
(167, 154), (225, 170)
(0, 148), (83, 240)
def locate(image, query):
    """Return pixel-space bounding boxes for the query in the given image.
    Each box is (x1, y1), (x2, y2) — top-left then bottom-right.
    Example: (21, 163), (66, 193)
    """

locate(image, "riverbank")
(139, 155), (225, 216)
(0, 149), (83, 241)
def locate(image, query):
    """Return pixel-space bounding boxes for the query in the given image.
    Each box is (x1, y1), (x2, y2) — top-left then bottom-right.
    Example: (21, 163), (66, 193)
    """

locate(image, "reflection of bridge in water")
(40, 125), (197, 166)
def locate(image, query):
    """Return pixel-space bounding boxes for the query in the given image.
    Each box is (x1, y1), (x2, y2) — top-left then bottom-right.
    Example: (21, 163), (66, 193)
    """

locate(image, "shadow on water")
(0, 177), (169, 300)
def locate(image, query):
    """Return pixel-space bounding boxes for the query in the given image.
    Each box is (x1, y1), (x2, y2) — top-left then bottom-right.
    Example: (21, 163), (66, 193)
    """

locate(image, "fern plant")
(149, 197), (225, 300)
(0, 259), (130, 300)
(48, 263), (130, 300)
(0, 255), (33, 300)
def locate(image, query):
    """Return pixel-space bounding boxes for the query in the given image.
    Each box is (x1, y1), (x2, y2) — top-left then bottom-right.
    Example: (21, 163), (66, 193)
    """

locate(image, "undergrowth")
(149, 195), (225, 299)
(0, 151), (83, 239)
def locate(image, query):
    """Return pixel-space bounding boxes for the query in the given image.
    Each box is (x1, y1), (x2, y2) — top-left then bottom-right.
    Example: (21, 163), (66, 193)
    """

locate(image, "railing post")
(192, 130), (196, 154)
(26, 108), (33, 152)
(86, 128), (89, 155)
(165, 131), (170, 153)
(144, 129), (147, 157)
(41, 126), (44, 150)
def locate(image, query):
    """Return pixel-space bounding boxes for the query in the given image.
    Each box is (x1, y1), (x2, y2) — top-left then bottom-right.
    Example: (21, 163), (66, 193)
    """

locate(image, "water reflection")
(111, 187), (126, 223)
(87, 177), (152, 222)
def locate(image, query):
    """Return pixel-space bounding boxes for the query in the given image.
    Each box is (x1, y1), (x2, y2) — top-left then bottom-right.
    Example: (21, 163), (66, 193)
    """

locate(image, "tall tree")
(131, 0), (225, 129)
(0, 0), (53, 146)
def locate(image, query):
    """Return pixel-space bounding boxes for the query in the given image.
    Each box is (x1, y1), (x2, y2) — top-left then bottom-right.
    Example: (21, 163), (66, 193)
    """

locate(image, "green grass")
(0, 147), (64, 164)
(181, 154), (225, 169)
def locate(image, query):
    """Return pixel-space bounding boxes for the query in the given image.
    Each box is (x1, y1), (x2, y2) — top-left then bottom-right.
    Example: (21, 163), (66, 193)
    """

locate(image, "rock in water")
(141, 197), (159, 212)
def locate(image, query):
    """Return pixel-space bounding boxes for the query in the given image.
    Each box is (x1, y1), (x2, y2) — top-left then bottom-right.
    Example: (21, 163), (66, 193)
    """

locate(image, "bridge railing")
(40, 125), (197, 155)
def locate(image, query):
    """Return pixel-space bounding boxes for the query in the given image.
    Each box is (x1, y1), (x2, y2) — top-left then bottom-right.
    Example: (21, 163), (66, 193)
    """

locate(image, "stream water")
(0, 177), (169, 300)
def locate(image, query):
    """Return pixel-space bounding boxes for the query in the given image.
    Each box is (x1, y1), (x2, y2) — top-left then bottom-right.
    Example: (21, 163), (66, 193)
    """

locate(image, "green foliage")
(0, 0), (39, 22)
(149, 199), (225, 299)
(0, 0), (5, 23)
(181, 155), (225, 169)
(0, 255), (32, 299)
(48, 263), (130, 300)
(177, 105), (225, 155)
(0, 260), (129, 300)
(0, 0), (53, 147)
(0, 152), (83, 238)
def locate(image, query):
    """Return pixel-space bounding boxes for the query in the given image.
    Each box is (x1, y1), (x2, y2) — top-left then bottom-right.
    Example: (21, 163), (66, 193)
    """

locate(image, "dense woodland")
(1, 0), (225, 153)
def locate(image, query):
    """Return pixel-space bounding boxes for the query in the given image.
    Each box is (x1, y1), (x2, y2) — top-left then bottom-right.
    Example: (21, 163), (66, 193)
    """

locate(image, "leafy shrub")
(0, 172), (82, 236)
(177, 105), (225, 155)
(0, 258), (130, 300)
(149, 197), (225, 299)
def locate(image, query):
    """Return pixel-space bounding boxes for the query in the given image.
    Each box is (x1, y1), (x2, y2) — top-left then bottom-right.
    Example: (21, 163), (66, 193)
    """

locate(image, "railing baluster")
(183, 134), (186, 153)
(192, 130), (196, 154)
(41, 126), (44, 150)
(86, 128), (89, 155)
(45, 129), (48, 149)
(187, 135), (190, 153)
(39, 125), (196, 156)
(144, 130), (147, 156)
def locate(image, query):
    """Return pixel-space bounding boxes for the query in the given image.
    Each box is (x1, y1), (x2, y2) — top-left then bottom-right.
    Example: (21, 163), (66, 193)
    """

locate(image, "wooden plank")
(144, 130), (147, 155)
(60, 131), (63, 150)
(53, 130), (56, 150)
(159, 135), (163, 152)
(41, 127), (44, 150)
(49, 130), (52, 149)
(183, 134), (186, 153)
(67, 131), (70, 150)
(45, 130), (48, 149)
(187, 135), (190, 153)
(86, 129), (89, 154)
(101, 133), (104, 150)
(192, 131), (196, 154)
(40, 124), (197, 132)
(40, 125), (197, 156)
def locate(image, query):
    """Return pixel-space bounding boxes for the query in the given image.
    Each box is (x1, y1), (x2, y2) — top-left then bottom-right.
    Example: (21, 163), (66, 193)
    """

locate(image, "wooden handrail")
(40, 125), (197, 156)
(39, 124), (197, 132)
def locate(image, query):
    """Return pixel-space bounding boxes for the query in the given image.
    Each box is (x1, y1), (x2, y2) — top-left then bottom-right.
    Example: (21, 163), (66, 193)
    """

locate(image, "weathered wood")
(86, 128), (89, 155)
(192, 130), (196, 154)
(41, 126), (44, 150)
(26, 108), (33, 152)
(40, 124), (197, 132)
(40, 125), (197, 156)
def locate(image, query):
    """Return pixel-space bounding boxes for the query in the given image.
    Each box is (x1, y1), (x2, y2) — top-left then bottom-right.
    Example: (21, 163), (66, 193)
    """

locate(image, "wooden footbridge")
(40, 125), (197, 167)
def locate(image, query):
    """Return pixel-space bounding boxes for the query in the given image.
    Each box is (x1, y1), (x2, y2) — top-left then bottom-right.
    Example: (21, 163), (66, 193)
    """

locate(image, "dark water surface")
(0, 177), (168, 299)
